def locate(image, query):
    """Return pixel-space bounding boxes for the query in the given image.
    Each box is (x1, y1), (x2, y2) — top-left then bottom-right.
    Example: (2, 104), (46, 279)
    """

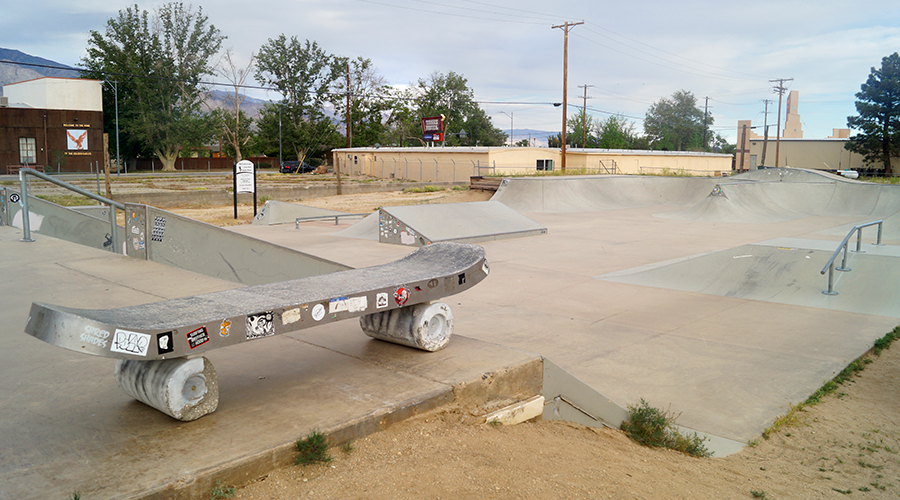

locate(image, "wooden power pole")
(553, 21), (583, 171)
(769, 78), (793, 168)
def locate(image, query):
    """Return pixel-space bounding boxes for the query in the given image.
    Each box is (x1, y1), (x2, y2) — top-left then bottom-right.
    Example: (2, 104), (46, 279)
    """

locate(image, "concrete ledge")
(135, 386), (454, 500)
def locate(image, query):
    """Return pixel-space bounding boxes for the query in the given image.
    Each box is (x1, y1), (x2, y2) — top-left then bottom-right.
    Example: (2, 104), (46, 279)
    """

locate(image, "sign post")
(421, 115), (445, 146)
(233, 159), (256, 219)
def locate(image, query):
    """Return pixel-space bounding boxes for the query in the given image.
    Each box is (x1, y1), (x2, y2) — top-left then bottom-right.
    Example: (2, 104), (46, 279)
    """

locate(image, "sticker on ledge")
(458, 273), (466, 285)
(187, 326), (210, 349)
(151, 216), (166, 242)
(282, 307), (302, 325)
(394, 287), (409, 306)
(312, 304), (326, 321)
(482, 260), (490, 276)
(329, 296), (368, 313)
(219, 319), (231, 337)
(376, 293), (389, 309)
(246, 312), (274, 340)
(80, 325), (110, 348)
(157, 332), (174, 354)
(111, 329), (151, 357)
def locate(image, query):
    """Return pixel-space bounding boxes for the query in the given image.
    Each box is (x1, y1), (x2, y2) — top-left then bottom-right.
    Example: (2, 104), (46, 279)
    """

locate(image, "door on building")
(750, 155), (757, 170)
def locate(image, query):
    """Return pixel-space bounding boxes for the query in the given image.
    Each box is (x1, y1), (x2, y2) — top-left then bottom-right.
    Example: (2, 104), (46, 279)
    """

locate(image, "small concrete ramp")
(491, 175), (719, 213)
(599, 241), (900, 318)
(376, 201), (546, 246)
(334, 212), (380, 241)
(251, 200), (346, 225)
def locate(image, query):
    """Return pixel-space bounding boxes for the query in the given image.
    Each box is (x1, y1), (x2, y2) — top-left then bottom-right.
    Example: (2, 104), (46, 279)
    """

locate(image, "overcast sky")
(3, 0), (900, 144)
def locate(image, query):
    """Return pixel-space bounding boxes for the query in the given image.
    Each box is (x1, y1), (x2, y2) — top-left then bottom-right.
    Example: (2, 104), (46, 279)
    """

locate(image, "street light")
(497, 111), (513, 147)
(104, 80), (122, 175)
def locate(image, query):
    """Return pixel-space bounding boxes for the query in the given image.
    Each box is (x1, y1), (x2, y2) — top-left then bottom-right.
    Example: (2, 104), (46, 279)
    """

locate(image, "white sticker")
(312, 304), (326, 321)
(482, 260), (490, 276)
(376, 292), (389, 309)
(111, 329), (151, 357)
(282, 308), (302, 325)
(400, 231), (416, 245)
(329, 296), (368, 314)
(80, 325), (110, 348)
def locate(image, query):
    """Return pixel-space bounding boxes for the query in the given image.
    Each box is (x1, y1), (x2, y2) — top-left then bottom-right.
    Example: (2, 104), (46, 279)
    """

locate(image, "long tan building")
(332, 147), (733, 182)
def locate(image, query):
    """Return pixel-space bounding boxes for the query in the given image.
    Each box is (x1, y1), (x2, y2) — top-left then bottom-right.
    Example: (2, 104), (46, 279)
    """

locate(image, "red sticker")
(394, 287), (409, 306)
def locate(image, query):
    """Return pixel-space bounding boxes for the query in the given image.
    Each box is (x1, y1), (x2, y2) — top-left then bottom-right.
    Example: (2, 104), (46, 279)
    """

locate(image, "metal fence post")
(18, 170), (34, 242)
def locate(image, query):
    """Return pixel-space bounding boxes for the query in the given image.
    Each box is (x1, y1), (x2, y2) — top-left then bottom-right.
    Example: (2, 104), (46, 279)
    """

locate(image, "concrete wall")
(334, 147), (733, 181)
(4, 78), (103, 111)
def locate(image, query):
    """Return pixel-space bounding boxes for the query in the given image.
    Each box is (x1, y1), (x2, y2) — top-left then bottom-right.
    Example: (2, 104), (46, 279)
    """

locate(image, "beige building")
(332, 147), (734, 182)
(733, 90), (900, 172)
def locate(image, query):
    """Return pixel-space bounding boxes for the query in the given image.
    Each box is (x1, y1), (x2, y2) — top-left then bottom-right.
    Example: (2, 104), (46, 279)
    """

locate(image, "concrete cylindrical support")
(115, 356), (218, 421)
(360, 301), (453, 352)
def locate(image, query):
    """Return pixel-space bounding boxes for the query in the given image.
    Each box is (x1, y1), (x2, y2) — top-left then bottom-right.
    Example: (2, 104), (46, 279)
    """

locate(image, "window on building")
(536, 159), (554, 171)
(19, 137), (37, 164)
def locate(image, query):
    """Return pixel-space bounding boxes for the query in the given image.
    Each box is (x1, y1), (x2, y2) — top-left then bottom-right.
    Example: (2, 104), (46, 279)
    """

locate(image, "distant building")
(0, 77), (104, 174)
(333, 146), (733, 182)
(733, 90), (896, 172)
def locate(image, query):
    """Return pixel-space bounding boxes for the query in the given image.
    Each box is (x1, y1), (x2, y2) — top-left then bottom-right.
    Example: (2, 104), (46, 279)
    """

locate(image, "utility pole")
(702, 96), (709, 149)
(346, 62), (351, 148)
(761, 99), (773, 167)
(769, 78), (792, 168)
(578, 84), (594, 148)
(552, 21), (583, 171)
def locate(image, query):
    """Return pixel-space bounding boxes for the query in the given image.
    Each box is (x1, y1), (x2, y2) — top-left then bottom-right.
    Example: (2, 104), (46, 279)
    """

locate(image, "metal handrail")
(820, 220), (883, 295)
(18, 168), (123, 252)
(294, 213), (370, 228)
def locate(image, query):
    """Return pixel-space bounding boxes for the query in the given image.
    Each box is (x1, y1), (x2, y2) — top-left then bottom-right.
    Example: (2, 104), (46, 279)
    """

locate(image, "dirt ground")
(233, 340), (900, 500)
(22, 174), (900, 498)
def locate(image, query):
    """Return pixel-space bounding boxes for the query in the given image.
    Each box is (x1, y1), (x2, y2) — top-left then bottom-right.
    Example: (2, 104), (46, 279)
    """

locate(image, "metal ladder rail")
(17, 168), (124, 252)
(820, 220), (883, 295)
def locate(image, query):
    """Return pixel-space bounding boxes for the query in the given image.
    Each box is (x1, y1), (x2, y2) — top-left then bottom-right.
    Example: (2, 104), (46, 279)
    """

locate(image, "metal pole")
(114, 81), (121, 176)
(108, 202), (119, 253)
(19, 170), (34, 242)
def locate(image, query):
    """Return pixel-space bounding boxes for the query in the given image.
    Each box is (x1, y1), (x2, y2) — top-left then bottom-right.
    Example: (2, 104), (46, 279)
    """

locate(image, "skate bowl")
(490, 175), (720, 212)
(662, 169), (900, 224)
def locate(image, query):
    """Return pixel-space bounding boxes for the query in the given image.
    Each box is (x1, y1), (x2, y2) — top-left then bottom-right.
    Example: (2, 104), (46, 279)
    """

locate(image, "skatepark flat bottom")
(0, 227), (540, 500)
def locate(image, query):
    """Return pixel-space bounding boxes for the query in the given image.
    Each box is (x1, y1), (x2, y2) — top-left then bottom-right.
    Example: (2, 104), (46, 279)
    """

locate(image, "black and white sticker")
(111, 329), (151, 357)
(246, 311), (275, 340)
(157, 331), (174, 354)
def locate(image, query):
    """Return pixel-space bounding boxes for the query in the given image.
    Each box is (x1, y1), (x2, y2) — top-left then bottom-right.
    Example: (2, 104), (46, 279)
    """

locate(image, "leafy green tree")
(81, 3), (225, 171)
(255, 36), (343, 162)
(643, 90), (711, 151)
(846, 52), (900, 175)
(568, 112), (598, 148)
(596, 115), (637, 149)
(413, 71), (506, 146)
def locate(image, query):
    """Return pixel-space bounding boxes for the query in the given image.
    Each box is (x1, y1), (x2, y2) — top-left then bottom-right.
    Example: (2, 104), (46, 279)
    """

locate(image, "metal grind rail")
(820, 220), (883, 295)
(17, 168), (123, 251)
(295, 213), (370, 228)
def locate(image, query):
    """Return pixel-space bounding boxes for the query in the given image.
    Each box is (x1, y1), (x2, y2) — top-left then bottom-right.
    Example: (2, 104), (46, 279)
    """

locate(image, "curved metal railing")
(820, 220), (883, 295)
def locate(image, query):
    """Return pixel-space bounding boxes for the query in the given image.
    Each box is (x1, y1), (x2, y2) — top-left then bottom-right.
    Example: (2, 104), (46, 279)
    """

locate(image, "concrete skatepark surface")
(4, 168), (900, 498)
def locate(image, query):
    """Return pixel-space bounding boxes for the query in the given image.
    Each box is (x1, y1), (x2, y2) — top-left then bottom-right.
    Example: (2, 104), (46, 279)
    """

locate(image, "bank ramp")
(338, 200), (547, 246)
(251, 200), (347, 225)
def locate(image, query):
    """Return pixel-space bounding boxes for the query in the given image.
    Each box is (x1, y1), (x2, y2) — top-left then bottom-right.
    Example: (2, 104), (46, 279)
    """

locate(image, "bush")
(295, 430), (331, 466)
(622, 399), (711, 457)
